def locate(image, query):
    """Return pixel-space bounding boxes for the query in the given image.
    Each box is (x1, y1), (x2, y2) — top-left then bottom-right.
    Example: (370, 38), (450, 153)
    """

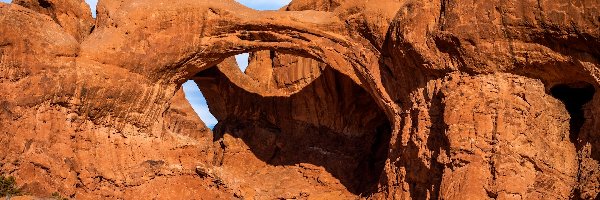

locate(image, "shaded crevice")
(423, 92), (450, 199)
(356, 122), (392, 195)
(38, 0), (51, 8)
(549, 82), (595, 143)
(549, 82), (596, 200)
(392, 91), (450, 199)
(197, 65), (392, 196)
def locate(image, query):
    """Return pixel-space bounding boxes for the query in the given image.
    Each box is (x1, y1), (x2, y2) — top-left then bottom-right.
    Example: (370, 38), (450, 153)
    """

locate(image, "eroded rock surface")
(0, 0), (599, 199)
(12, 0), (94, 42)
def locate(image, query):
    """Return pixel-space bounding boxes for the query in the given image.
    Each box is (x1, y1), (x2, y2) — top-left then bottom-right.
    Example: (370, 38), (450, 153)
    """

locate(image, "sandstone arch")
(80, 0), (402, 138)
(193, 62), (392, 197)
(79, 1), (400, 198)
(2, 0), (600, 199)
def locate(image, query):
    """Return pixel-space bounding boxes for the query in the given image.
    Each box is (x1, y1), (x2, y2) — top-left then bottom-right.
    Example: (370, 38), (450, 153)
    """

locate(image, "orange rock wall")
(0, 0), (599, 199)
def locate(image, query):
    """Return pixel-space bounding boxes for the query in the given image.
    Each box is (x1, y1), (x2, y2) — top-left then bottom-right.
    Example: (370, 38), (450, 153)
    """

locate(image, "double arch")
(81, 0), (402, 135)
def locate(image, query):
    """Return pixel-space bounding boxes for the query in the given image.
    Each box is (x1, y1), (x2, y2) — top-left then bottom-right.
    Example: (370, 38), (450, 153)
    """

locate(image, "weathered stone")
(12, 0), (94, 42)
(0, 0), (599, 199)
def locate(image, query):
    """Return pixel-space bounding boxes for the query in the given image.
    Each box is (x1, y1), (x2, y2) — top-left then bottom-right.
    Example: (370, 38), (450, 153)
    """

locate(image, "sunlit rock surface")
(0, 0), (599, 199)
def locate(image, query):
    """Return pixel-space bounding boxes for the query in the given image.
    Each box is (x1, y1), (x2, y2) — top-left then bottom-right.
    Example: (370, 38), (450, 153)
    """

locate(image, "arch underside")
(74, 0), (600, 198)
(1, 0), (600, 199)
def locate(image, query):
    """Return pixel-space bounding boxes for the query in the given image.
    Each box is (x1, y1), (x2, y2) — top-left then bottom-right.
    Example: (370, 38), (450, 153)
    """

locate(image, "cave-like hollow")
(185, 51), (392, 196)
(549, 82), (596, 143)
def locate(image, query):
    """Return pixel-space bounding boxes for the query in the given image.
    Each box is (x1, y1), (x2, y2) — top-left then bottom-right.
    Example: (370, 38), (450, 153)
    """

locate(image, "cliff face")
(0, 0), (599, 199)
(0, 1), (224, 199)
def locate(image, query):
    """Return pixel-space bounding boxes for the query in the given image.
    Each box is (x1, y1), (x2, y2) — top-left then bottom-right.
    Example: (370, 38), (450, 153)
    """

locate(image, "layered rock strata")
(0, 0), (599, 199)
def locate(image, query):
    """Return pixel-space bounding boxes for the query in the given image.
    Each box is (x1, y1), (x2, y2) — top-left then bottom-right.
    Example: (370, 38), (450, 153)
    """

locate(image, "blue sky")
(1, 0), (291, 129)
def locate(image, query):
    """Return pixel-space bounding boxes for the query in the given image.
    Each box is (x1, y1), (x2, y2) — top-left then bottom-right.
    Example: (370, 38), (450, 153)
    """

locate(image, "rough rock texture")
(12, 0), (94, 42)
(0, 3), (226, 199)
(195, 64), (390, 199)
(0, 0), (599, 199)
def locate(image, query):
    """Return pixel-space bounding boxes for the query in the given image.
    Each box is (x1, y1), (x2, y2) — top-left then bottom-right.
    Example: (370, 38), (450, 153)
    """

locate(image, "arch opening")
(181, 53), (257, 129)
(186, 50), (391, 197)
(235, 53), (250, 73)
(182, 80), (218, 129)
(550, 82), (596, 143)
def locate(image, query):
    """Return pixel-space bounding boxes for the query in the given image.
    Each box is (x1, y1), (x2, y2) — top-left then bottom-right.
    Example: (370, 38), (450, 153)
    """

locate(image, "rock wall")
(0, 0), (599, 199)
(0, 2), (225, 199)
(13, 0), (94, 42)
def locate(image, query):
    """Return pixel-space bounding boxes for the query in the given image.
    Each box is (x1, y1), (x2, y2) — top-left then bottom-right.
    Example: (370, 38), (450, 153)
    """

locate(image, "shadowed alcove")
(547, 81), (599, 199)
(549, 82), (596, 143)
(187, 50), (392, 196)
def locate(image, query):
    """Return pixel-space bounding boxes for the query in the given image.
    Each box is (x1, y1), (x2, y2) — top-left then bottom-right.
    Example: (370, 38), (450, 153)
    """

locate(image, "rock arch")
(2, 0), (600, 199)
(80, 0), (401, 136)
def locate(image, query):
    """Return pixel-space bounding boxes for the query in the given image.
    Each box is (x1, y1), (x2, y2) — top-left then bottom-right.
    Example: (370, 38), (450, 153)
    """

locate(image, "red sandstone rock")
(0, 0), (599, 199)
(12, 0), (94, 42)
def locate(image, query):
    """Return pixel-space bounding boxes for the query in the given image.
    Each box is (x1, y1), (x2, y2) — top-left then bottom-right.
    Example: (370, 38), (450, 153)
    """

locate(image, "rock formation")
(12, 0), (94, 42)
(0, 0), (599, 199)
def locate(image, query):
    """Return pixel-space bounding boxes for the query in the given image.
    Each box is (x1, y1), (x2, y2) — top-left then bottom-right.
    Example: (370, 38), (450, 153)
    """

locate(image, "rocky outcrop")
(0, 0), (599, 199)
(12, 0), (94, 42)
(0, 3), (224, 199)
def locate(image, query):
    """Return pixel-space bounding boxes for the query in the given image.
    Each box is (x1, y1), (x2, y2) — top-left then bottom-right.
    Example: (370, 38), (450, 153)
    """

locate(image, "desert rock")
(12, 0), (94, 42)
(0, 0), (599, 199)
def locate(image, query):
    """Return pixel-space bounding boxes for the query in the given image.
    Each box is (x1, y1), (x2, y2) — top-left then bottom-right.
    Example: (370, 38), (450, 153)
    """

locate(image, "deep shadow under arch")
(549, 82), (596, 143)
(193, 65), (391, 196)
